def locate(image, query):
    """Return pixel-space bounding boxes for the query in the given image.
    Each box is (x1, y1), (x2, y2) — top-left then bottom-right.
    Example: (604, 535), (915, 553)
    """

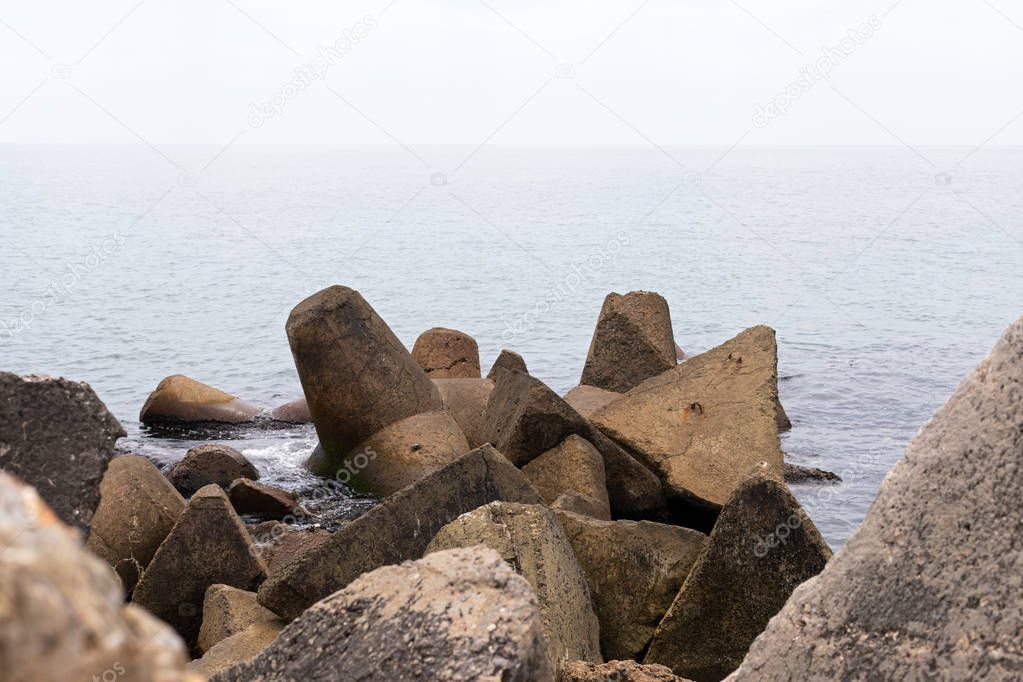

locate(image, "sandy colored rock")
(258, 444), (542, 621)
(558, 510), (707, 661)
(412, 326), (482, 378)
(551, 491), (612, 519)
(428, 502), (602, 673)
(564, 384), (622, 418)
(581, 291), (677, 393)
(133, 484), (268, 648)
(249, 524), (332, 579)
(140, 374), (261, 424)
(487, 348), (529, 380)
(0, 372), (125, 529)
(434, 376), (494, 447)
(591, 325), (786, 509)
(269, 397), (310, 423)
(167, 443), (259, 497)
(728, 315), (1023, 682)
(645, 466), (830, 681)
(192, 621), (282, 678)
(216, 547), (554, 682)
(228, 478), (302, 520)
(197, 584), (282, 654)
(87, 454), (186, 594)
(523, 434), (611, 520)
(563, 660), (694, 681)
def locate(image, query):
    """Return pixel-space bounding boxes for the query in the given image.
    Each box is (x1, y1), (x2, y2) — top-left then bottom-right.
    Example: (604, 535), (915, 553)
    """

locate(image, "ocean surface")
(2, 144), (1021, 547)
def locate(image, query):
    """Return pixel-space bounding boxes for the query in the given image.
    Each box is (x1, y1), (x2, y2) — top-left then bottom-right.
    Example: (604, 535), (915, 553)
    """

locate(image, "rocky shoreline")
(2, 285), (1014, 681)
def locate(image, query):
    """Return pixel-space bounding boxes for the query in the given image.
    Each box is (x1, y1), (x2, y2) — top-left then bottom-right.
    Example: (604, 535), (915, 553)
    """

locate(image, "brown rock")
(782, 462), (841, 484)
(563, 384), (622, 418)
(434, 377), (494, 447)
(228, 479), (303, 520)
(87, 455), (186, 594)
(581, 291), (677, 392)
(551, 491), (611, 519)
(167, 443), (259, 497)
(269, 397), (310, 423)
(252, 525), (332, 579)
(487, 348), (529, 380)
(140, 374), (261, 424)
(411, 327), (482, 378)
(192, 621), (282, 678)
(522, 434), (611, 520)
(562, 660), (694, 681)
(197, 584), (282, 654)
(675, 343), (686, 363)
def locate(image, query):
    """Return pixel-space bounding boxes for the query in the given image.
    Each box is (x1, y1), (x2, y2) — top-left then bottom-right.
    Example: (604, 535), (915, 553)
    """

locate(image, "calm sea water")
(2, 144), (1021, 546)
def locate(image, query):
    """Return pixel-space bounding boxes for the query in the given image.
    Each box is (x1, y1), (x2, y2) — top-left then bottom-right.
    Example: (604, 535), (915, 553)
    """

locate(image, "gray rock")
(782, 462), (841, 484)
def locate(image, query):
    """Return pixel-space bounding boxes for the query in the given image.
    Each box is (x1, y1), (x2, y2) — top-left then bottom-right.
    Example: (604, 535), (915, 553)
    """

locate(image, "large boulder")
(0, 471), (199, 682)
(269, 397), (310, 423)
(0, 372), (124, 529)
(87, 455), (186, 594)
(591, 325), (786, 509)
(558, 510), (707, 660)
(487, 347), (529, 380)
(214, 547), (554, 682)
(522, 434), (611, 520)
(166, 443), (259, 497)
(434, 377), (494, 447)
(564, 384), (622, 418)
(140, 374), (261, 424)
(258, 444), (542, 620)
(197, 584), (282, 654)
(192, 621), (282, 678)
(133, 485), (268, 648)
(427, 502), (602, 673)
(228, 478), (303, 520)
(645, 466), (830, 681)
(581, 291), (676, 392)
(728, 315), (1023, 681)
(562, 660), (694, 682)
(411, 326), (482, 378)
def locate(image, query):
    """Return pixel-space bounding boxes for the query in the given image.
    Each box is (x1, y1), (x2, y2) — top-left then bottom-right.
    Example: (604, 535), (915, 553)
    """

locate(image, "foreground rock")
(581, 291), (677, 392)
(522, 435), (611, 520)
(0, 372), (124, 528)
(87, 455), (186, 593)
(258, 445), (542, 620)
(434, 377), (494, 447)
(488, 347), (529, 379)
(269, 397), (311, 423)
(645, 467), (830, 681)
(412, 327), (482, 378)
(591, 326), (786, 509)
(133, 485), (268, 647)
(140, 374), (261, 424)
(228, 478), (302, 520)
(193, 621), (282, 678)
(216, 547), (554, 682)
(427, 502), (602, 673)
(198, 584), (282, 654)
(167, 443), (259, 497)
(563, 384), (622, 418)
(729, 316), (1023, 681)
(0, 471), (199, 682)
(563, 660), (694, 682)
(558, 511), (707, 660)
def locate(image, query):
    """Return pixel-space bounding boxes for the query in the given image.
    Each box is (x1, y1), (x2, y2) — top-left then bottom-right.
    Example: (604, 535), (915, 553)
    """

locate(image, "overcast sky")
(1, 0), (1021, 146)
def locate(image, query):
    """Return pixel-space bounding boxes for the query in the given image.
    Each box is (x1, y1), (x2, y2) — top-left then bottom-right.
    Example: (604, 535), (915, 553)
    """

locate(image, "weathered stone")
(258, 444), (542, 620)
(133, 485), (268, 648)
(558, 510), (707, 661)
(0, 471), (199, 682)
(0, 372), (125, 529)
(197, 584), (282, 654)
(286, 285), (442, 469)
(591, 326), (786, 509)
(581, 291), (677, 393)
(522, 434), (611, 520)
(487, 348), (529, 380)
(216, 547), (554, 682)
(564, 384), (622, 418)
(167, 443), (259, 497)
(269, 397), (310, 423)
(563, 660), (694, 682)
(434, 377), (494, 447)
(782, 462), (841, 484)
(87, 455), (186, 594)
(427, 502), (602, 673)
(645, 466), (830, 681)
(140, 374), (261, 424)
(551, 491), (611, 519)
(228, 478), (303, 520)
(412, 326), (482, 378)
(192, 621), (282, 678)
(249, 524), (331, 580)
(729, 315), (1023, 682)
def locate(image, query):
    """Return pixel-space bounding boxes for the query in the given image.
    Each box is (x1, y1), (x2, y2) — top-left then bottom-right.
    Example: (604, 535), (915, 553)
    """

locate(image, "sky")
(1, 0), (1022, 146)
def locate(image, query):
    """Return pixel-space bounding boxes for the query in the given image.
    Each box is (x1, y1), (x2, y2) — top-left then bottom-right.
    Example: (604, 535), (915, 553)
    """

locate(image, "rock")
(487, 348), (529, 380)
(269, 397), (310, 423)
(581, 291), (677, 393)
(258, 444), (542, 620)
(87, 455), (186, 594)
(0, 372), (125, 529)
(228, 479), (302, 520)
(675, 343), (686, 363)
(192, 621), (282, 678)
(167, 443), (259, 497)
(782, 462), (841, 484)
(434, 377), (494, 447)
(564, 384), (622, 418)
(215, 547), (554, 682)
(644, 466), (830, 681)
(140, 374), (261, 424)
(197, 585), (282, 654)
(562, 660), (694, 681)
(286, 285), (443, 469)
(427, 502), (602, 673)
(557, 510), (707, 661)
(254, 525), (332, 579)
(551, 491), (612, 519)
(133, 484), (268, 648)
(591, 325), (786, 509)
(522, 434), (611, 520)
(411, 326), (482, 378)
(728, 315), (1023, 681)
(0, 471), (199, 682)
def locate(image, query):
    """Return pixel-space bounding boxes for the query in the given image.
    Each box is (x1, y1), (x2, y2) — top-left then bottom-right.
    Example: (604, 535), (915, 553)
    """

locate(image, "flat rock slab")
(412, 327), (482, 378)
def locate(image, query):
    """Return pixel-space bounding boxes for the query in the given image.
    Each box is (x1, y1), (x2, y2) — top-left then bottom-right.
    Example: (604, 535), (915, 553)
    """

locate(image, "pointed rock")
(140, 374), (261, 424)
(522, 434), (611, 520)
(411, 327), (482, 378)
(487, 348), (529, 380)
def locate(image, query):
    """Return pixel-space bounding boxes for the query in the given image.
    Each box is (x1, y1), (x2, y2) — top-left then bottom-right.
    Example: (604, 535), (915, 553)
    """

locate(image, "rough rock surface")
(0, 372), (125, 529)
(434, 376), (494, 447)
(563, 660), (694, 682)
(192, 621), (282, 678)
(487, 347), (529, 379)
(591, 326), (786, 509)
(581, 291), (677, 393)
(728, 316), (1023, 681)
(645, 467), (830, 681)
(258, 444), (542, 620)
(269, 397), (310, 423)
(197, 584), (282, 654)
(133, 484), (268, 648)
(250, 524), (332, 579)
(558, 510), (707, 661)
(522, 434), (611, 520)
(564, 384), (622, 418)
(87, 454), (186, 593)
(427, 502), (602, 672)
(411, 326), (482, 378)
(140, 374), (261, 424)
(167, 443), (259, 497)
(782, 462), (841, 484)
(217, 547), (555, 682)
(228, 478), (302, 520)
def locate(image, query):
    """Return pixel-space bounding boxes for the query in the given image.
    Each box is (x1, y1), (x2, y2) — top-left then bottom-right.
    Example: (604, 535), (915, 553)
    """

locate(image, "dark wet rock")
(197, 584), (282, 655)
(167, 443), (259, 497)
(782, 462), (841, 484)
(412, 327), (482, 378)
(140, 374), (262, 425)
(487, 348), (529, 380)
(434, 377), (494, 447)
(562, 660), (694, 681)
(228, 479), (303, 520)
(563, 384), (622, 419)
(269, 397), (310, 423)
(522, 434), (611, 521)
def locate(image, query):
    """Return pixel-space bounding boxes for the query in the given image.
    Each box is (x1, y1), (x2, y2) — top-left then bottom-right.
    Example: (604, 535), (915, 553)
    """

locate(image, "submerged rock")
(269, 397), (311, 423)
(412, 326), (482, 378)
(487, 347), (529, 380)
(782, 462), (841, 484)
(167, 443), (259, 497)
(140, 374), (261, 424)
(522, 434), (611, 520)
